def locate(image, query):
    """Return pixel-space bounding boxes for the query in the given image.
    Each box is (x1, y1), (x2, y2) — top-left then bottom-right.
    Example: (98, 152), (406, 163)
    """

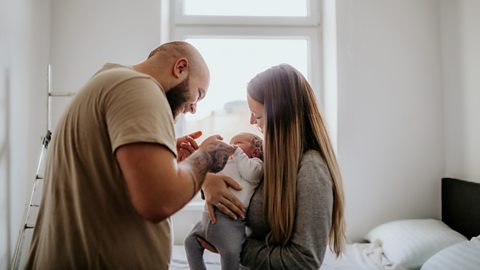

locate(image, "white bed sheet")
(170, 242), (407, 270)
(320, 241), (407, 270)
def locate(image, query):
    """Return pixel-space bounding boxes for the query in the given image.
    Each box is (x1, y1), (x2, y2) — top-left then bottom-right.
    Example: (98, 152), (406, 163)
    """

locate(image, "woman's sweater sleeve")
(241, 153), (333, 269)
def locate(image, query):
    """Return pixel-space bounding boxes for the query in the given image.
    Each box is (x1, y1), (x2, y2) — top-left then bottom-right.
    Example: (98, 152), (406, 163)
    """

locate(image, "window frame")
(169, 0), (324, 134)
(173, 0), (321, 26)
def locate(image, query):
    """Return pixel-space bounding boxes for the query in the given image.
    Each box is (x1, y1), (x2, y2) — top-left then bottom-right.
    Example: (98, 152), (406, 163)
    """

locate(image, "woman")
(201, 64), (346, 269)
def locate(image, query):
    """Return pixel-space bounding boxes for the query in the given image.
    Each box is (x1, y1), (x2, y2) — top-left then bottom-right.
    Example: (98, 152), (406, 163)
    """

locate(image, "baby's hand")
(176, 131), (202, 162)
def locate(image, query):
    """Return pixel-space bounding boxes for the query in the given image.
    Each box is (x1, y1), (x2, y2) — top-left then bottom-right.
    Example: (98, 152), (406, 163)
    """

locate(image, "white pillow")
(365, 219), (467, 269)
(420, 236), (480, 270)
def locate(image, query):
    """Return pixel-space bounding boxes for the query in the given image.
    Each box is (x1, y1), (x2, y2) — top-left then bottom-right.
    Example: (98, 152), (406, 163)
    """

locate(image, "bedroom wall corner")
(442, 0), (480, 183)
(1, 0), (51, 267)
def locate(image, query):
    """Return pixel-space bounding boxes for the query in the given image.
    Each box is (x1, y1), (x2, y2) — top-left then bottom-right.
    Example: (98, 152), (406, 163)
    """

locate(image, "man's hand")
(177, 131), (202, 162)
(182, 135), (235, 196)
(195, 135), (235, 173)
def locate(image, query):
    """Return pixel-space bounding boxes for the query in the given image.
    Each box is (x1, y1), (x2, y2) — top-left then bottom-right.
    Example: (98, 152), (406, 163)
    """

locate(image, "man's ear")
(172, 58), (189, 79)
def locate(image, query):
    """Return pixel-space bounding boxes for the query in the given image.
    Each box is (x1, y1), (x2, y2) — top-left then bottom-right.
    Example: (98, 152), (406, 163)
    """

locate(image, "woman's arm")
(203, 173), (246, 223)
(241, 153), (333, 269)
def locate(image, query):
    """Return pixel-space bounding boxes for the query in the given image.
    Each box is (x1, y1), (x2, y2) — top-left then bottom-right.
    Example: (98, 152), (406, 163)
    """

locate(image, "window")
(172, 0), (322, 143)
(169, 0), (324, 244)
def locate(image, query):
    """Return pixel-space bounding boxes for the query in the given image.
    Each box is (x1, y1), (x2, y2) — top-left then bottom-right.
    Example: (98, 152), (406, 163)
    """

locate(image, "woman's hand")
(203, 173), (246, 224)
(176, 131), (202, 162)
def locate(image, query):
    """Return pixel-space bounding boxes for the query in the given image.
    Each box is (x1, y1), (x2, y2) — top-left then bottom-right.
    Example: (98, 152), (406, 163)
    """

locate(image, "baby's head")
(230, 132), (263, 160)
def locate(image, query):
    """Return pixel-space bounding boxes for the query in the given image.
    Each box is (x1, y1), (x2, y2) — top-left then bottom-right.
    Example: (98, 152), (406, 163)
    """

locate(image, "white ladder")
(10, 65), (75, 269)
(10, 129), (51, 270)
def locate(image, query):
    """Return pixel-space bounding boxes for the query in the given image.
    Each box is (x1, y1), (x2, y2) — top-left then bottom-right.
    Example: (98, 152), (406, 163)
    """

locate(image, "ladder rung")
(29, 178), (44, 207)
(49, 91), (75, 97)
(26, 206), (39, 228)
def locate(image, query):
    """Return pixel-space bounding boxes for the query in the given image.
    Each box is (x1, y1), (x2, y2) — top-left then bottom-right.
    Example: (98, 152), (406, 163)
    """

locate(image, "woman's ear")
(172, 58), (189, 79)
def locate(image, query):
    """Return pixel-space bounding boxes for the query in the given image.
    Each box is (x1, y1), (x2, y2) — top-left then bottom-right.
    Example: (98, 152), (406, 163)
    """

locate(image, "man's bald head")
(133, 41), (210, 119)
(147, 41), (209, 80)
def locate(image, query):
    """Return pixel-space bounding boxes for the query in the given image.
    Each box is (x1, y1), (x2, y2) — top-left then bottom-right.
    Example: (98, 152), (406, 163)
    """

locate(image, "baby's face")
(230, 134), (254, 158)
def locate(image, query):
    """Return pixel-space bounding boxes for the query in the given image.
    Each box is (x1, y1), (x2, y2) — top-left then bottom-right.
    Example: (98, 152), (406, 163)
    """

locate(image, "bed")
(170, 178), (480, 269)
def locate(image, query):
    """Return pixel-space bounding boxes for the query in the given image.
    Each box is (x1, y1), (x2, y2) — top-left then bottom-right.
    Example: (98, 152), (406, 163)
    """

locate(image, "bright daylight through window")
(183, 0), (308, 17)
(182, 38), (308, 141)
(173, 0), (320, 145)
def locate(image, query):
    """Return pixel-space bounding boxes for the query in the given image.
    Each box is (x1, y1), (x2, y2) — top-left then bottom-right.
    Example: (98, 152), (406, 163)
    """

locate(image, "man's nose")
(185, 103), (196, 114)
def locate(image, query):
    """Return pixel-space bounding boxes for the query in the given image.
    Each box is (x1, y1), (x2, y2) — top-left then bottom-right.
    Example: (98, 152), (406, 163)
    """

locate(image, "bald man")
(25, 41), (235, 269)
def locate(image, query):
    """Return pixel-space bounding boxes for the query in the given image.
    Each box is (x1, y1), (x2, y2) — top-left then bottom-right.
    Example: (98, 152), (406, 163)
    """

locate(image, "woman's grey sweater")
(240, 150), (333, 270)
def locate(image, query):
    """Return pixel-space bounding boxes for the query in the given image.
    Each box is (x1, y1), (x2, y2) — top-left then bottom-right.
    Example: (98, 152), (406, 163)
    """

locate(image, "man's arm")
(116, 136), (233, 223)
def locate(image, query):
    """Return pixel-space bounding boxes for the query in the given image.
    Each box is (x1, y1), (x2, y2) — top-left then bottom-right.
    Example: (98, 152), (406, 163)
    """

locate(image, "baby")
(184, 132), (263, 270)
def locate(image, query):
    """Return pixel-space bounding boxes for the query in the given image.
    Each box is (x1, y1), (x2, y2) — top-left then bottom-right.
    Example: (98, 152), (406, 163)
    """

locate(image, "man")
(25, 41), (236, 269)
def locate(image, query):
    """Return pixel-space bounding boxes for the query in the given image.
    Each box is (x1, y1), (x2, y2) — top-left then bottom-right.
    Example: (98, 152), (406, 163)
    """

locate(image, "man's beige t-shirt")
(25, 64), (177, 269)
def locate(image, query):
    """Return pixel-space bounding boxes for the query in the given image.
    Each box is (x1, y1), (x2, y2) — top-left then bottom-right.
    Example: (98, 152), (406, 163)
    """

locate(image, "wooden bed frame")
(442, 177), (480, 239)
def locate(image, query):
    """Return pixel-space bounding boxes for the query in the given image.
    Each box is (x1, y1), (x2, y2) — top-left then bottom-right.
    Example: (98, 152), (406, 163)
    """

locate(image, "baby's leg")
(206, 212), (246, 270)
(184, 214), (210, 270)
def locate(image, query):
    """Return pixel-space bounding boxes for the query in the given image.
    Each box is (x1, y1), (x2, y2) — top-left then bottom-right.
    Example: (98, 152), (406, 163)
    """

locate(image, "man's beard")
(166, 76), (191, 119)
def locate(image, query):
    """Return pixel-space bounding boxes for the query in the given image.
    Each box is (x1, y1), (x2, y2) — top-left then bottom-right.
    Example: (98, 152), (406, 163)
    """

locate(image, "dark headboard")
(442, 177), (480, 239)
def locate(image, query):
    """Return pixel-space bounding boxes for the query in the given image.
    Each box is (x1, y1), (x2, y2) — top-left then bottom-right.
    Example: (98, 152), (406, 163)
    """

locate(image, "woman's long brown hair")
(247, 64), (345, 256)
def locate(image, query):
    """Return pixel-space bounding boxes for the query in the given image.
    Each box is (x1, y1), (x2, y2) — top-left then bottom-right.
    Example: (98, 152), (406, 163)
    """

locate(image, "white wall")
(335, 0), (445, 241)
(0, 0), (51, 267)
(50, 0), (162, 88)
(442, 0), (480, 183)
(0, 1), (10, 264)
(50, 0), (161, 128)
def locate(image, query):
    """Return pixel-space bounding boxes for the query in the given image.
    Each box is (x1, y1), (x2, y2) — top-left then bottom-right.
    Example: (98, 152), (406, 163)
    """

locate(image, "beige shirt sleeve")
(104, 76), (177, 157)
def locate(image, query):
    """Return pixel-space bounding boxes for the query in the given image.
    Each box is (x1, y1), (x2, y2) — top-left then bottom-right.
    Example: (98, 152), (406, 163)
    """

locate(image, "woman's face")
(247, 94), (265, 133)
